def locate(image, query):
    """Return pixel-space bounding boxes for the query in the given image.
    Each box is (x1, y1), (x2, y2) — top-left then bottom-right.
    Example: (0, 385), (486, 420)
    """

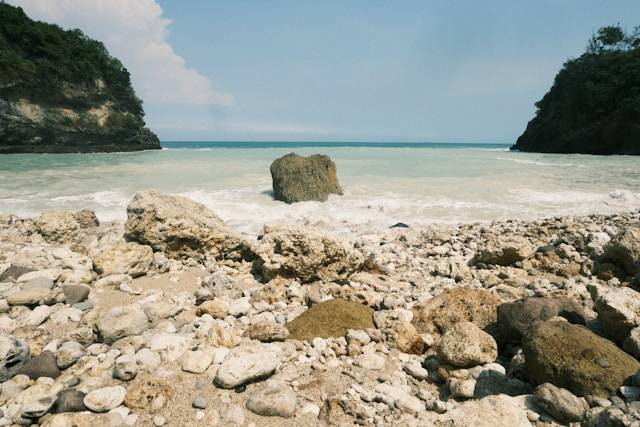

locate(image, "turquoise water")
(1, 141), (639, 235)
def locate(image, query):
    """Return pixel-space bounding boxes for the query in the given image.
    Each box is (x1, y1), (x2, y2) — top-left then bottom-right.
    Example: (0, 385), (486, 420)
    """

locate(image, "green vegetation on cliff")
(0, 3), (159, 153)
(512, 25), (640, 155)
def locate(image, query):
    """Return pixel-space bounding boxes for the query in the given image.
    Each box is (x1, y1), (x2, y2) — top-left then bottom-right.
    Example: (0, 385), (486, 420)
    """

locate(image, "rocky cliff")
(511, 25), (640, 155)
(0, 4), (160, 153)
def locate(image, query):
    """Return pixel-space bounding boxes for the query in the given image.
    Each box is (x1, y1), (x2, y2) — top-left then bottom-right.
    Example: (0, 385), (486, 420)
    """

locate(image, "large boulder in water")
(523, 320), (639, 397)
(286, 299), (374, 341)
(254, 224), (365, 283)
(124, 191), (254, 262)
(270, 153), (342, 203)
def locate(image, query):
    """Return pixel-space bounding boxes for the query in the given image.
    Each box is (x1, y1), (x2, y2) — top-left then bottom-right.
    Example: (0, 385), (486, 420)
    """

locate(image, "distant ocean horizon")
(2, 140), (639, 236)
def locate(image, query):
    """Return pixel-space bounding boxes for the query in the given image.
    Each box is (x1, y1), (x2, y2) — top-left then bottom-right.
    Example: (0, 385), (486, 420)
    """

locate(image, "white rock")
(56, 341), (84, 369)
(149, 333), (190, 362)
(182, 349), (214, 374)
(135, 348), (161, 370)
(346, 329), (371, 345)
(83, 386), (126, 412)
(96, 305), (149, 344)
(214, 345), (281, 389)
(113, 355), (138, 381)
(228, 297), (251, 317)
(354, 352), (385, 370)
(22, 305), (51, 327)
(246, 380), (297, 418)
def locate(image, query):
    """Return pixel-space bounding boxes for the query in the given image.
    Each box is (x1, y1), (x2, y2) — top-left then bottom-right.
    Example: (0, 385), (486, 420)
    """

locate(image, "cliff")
(0, 4), (160, 153)
(511, 26), (640, 155)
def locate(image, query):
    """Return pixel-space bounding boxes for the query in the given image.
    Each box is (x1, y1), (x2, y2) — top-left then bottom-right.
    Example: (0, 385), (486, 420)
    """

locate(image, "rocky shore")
(0, 190), (639, 426)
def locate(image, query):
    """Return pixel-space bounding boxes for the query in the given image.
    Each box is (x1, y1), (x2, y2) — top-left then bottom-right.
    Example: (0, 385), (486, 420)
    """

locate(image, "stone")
(438, 321), (498, 368)
(384, 321), (425, 355)
(124, 190), (254, 262)
(426, 394), (531, 426)
(197, 299), (229, 319)
(600, 226), (640, 278)
(192, 397), (208, 409)
(17, 269), (61, 283)
(220, 403), (245, 425)
(228, 297), (251, 317)
(22, 395), (57, 418)
(214, 345), (281, 389)
(21, 276), (54, 290)
(83, 386), (126, 412)
(497, 297), (587, 343)
(54, 389), (87, 413)
(23, 305), (51, 327)
(113, 355), (138, 381)
(96, 305), (149, 344)
(0, 265), (34, 282)
(412, 288), (501, 336)
(473, 236), (536, 266)
(594, 286), (640, 344)
(62, 285), (90, 305)
(55, 341), (84, 369)
(355, 352), (386, 370)
(136, 349), (161, 370)
(124, 376), (173, 412)
(623, 326), (640, 358)
(17, 350), (60, 379)
(73, 209), (99, 228)
(533, 382), (588, 423)
(523, 320), (640, 397)
(246, 380), (297, 418)
(93, 242), (153, 278)
(255, 224), (364, 283)
(6, 288), (51, 306)
(270, 153), (342, 203)
(244, 321), (290, 342)
(149, 332), (189, 362)
(182, 349), (214, 374)
(0, 334), (30, 381)
(449, 378), (476, 399)
(286, 299), (374, 341)
(35, 210), (80, 244)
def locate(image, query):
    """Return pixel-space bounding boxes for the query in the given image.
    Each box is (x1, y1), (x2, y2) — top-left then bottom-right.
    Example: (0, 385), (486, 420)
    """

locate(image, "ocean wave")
(495, 157), (575, 167)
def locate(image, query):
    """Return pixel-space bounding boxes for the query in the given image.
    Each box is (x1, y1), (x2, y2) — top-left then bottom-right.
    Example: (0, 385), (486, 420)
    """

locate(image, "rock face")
(270, 153), (343, 203)
(0, 4), (160, 153)
(124, 191), (254, 262)
(412, 288), (501, 336)
(523, 320), (639, 397)
(496, 297), (587, 344)
(254, 224), (365, 283)
(437, 321), (498, 368)
(473, 236), (536, 266)
(286, 299), (374, 341)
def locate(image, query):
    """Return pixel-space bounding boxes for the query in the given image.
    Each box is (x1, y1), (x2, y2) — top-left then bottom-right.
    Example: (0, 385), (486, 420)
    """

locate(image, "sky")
(7, 1), (640, 142)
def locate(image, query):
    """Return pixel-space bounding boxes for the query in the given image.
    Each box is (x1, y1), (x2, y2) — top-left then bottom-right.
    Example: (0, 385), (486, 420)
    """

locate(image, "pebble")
(192, 397), (208, 409)
(83, 386), (126, 412)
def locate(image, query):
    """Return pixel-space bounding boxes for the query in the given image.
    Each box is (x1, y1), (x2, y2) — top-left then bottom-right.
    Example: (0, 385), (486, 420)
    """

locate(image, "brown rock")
(124, 376), (173, 412)
(270, 153), (342, 203)
(286, 299), (374, 341)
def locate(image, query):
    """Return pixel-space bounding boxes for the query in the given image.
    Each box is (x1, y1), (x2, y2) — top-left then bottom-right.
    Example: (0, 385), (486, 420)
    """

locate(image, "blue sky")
(11, 0), (640, 142)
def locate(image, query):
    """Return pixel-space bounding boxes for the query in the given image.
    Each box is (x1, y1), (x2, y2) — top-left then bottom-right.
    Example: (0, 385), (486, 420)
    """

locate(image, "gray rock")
(437, 321), (498, 368)
(270, 153), (342, 203)
(17, 350), (60, 380)
(22, 395), (57, 418)
(83, 386), (126, 412)
(113, 355), (138, 381)
(220, 404), (245, 425)
(214, 345), (281, 389)
(246, 380), (297, 418)
(0, 265), (34, 282)
(192, 397), (208, 409)
(62, 285), (90, 305)
(21, 276), (54, 290)
(56, 341), (84, 369)
(55, 389), (87, 413)
(534, 382), (588, 423)
(0, 334), (30, 381)
(594, 287), (640, 344)
(620, 385), (640, 401)
(96, 305), (149, 344)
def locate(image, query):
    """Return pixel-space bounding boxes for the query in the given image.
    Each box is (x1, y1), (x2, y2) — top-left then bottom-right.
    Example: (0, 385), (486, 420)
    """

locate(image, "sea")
(1, 141), (639, 236)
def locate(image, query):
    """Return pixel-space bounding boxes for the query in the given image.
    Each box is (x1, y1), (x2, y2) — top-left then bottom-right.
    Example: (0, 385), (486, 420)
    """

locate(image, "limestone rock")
(0, 333), (30, 381)
(124, 376), (173, 412)
(599, 226), (640, 278)
(113, 354), (138, 381)
(286, 299), (374, 341)
(427, 394), (531, 426)
(383, 321), (424, 355)
(594, 286), (640, 344)
(255, 224), (364, 283)
(270, 153), (342, 203)
(474, 236), (536, 266)
(438, 321), (498, 368)
(412, 288), (501, 336)
(124, 190), (254, 262)
(497, 297), (587, 343)
(533, 382), (588, 423)
(83, 386), (126, 412)
(96, 305), (149, 344)
(7, 288), (51, 306)
(182, 349), (214, 374)
(55, 341), (84, 369)
(244, 321), (290, 342)
(92, 242), (153, 277)
(197, 299), (229, 319)
(523, 320), (640, 397)
(245, 380), (297, 418)
(214, 344), (281, 389)
(35, 210), (80, 244)
(73, 209), (100, 228)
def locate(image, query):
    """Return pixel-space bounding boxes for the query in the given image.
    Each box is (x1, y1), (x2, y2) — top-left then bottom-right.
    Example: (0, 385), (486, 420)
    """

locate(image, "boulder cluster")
(0, 192), (639, 426)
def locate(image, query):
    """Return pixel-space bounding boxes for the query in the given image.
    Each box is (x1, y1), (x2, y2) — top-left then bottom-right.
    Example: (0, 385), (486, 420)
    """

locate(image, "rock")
(599, 226), (640, 278)
(438, 321), (498, 368)
(0, 334), (30, 381)
(270, 153), (342, 203)
(149, 332), (189, 362)
(124, 190), (254, 262)
(449, 378), (476, 399)
(286, 299), (374, 341)
(214, 345), (281, 389)
(17, 350), (60, 379)
(182, 350), (214, 374)
(221, 403), (245, 425)
(412, 288), (501, 336)
(497, 297), (587, 343)
(35, 210), (80, 244)
(21, 276), (54, 290)
(96, 305), (149, 344)
(113, 355), (138, 381)
(623, 326), (640, 358)
(73, 209), (99, 228)
(55, 341), (84, 369)
(534, 383), (588, 423)
(83, 386), (126, 412)
(93, 242), (153, 277)
(354, 352), (386, 370)
(124, 376), (173, 412)
(474, 236), (536, 266)
(594, 286), (640, 344)
(255, 224), (364, 283)
(6, 288), (51, 306)
(62, 285), (90, 305)
(246, 380), (297, 417)
(0, 265), (34, 282)
(523, 320), (640, 397)
(54, 389), (87, 413)
(244, 321), (290, 342)
(227, 297), (251, 317)
(135, 348), (161, 370)
(22, 395), (57, 418)
(197, 299), (229, 319)
(384, 321), (424, 355)
(427, 394), (531, 426)
(192, 397), (207, 409)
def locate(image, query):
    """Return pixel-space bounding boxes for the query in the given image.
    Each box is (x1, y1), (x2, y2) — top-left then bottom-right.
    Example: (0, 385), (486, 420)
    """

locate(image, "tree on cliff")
(511, 25), (640, 155)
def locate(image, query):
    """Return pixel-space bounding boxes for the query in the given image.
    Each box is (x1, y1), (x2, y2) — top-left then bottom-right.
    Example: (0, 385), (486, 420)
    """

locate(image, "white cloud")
(8, 0), (232, 105)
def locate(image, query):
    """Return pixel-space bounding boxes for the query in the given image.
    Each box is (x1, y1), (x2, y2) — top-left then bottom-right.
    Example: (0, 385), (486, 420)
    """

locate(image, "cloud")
(8, 0), (232, 105)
